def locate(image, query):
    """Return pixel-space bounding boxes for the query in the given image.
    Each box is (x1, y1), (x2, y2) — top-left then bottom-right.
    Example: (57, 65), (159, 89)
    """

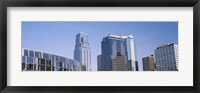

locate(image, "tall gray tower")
(154, 44), (178, 71)
(74, 32), (91, 71)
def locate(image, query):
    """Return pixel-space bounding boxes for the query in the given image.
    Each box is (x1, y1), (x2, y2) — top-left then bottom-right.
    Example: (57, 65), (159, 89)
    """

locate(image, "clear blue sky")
(22, 22), (178, 71)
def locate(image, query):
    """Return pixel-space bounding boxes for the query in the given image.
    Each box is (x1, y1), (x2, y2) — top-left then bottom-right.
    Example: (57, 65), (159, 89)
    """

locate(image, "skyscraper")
(154, 44), (178, 71)
(142, 55), (156, 71)
(74, 32), (91, 71)
(99, 34), (136, 71)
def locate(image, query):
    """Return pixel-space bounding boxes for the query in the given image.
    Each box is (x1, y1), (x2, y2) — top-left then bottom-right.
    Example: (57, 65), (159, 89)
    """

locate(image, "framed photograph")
(0, 0), (200, 93)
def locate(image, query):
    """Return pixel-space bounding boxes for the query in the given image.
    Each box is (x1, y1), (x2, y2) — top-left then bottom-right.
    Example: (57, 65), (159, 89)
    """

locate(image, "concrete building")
(142, 55), (156, 71)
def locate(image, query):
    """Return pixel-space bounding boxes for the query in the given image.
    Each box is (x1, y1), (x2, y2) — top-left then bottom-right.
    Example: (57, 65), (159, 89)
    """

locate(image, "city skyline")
(22, 22), (178, 71)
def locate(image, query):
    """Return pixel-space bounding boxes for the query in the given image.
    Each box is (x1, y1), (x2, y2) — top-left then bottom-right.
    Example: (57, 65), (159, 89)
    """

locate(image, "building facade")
(74, 32), (91, 71)
(135, 61), (139, 71)
(97, 55), (102, 71)
(22, 48), (81, 71)
(112, 53), (127, 71)
(154, 44), (178, 71)
(99, 34), (136, 71)
(142, 55), (156, 71)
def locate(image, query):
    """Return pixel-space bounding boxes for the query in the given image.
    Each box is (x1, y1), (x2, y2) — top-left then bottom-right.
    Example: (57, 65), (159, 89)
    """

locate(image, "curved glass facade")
(22, 48), (81, 71)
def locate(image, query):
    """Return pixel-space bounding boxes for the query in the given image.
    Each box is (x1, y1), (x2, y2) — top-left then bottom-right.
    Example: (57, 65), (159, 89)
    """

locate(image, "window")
(24, 49), (28, 56)
(43, 53), (50, 59)
(29, 50), (34, 57)
(60, 62), (63, 68)
(46, 60), (51, 65)
(26, 64), (34, 71)
(56, 56), (59, 61)
(35, 51), (41, 58)
(46, 66), (51, 71)
(51, 55), (56, 60)
(38, 58), (45, 65)
(22, 56), (26, 63)
(27, 57), (33, 64)
(56, 62), (60, 68)
(38, 65), (45, 71)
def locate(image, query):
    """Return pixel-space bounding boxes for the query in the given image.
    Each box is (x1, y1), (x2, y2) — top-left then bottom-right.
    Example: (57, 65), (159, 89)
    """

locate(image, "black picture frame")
(0, 0), (200, 93)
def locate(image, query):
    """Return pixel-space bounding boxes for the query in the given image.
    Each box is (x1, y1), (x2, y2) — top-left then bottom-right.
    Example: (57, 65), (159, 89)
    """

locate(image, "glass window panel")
(65, 63), (68, 68)
(52, 55), (55, 60)
(29, 50), (34, 57)
(56, 56), (59, 61)
(46, 60), (51, 65)
(41, 59), (45, 65)
(27, 57), (33, 64)
(38, 58), (41, 65)
(52, 61), (54, 66)
(38, 58), (45, 65)
(46, 66), (51, 71)
(60, 57), (66, 62)
(56, 62), (60, 68)
(24, 49), (28, 56)
(26, 64), (34, 70)
(22, 56), (26, 63)
(43, 53), (50, 59)
(63, 63), (66, 68)
(60, 62), (63, 67)
(35, 51), (41, 58)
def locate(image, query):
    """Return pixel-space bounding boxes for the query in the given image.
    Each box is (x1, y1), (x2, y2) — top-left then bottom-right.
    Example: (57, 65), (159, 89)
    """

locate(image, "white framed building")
(154, 44), (178, 71)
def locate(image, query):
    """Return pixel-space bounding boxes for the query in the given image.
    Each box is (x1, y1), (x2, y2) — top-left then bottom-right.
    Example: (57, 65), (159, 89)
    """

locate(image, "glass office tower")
(99, 34), (136, 71)
(74, 32), (91, 71)
(154, 44), (178, 71)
